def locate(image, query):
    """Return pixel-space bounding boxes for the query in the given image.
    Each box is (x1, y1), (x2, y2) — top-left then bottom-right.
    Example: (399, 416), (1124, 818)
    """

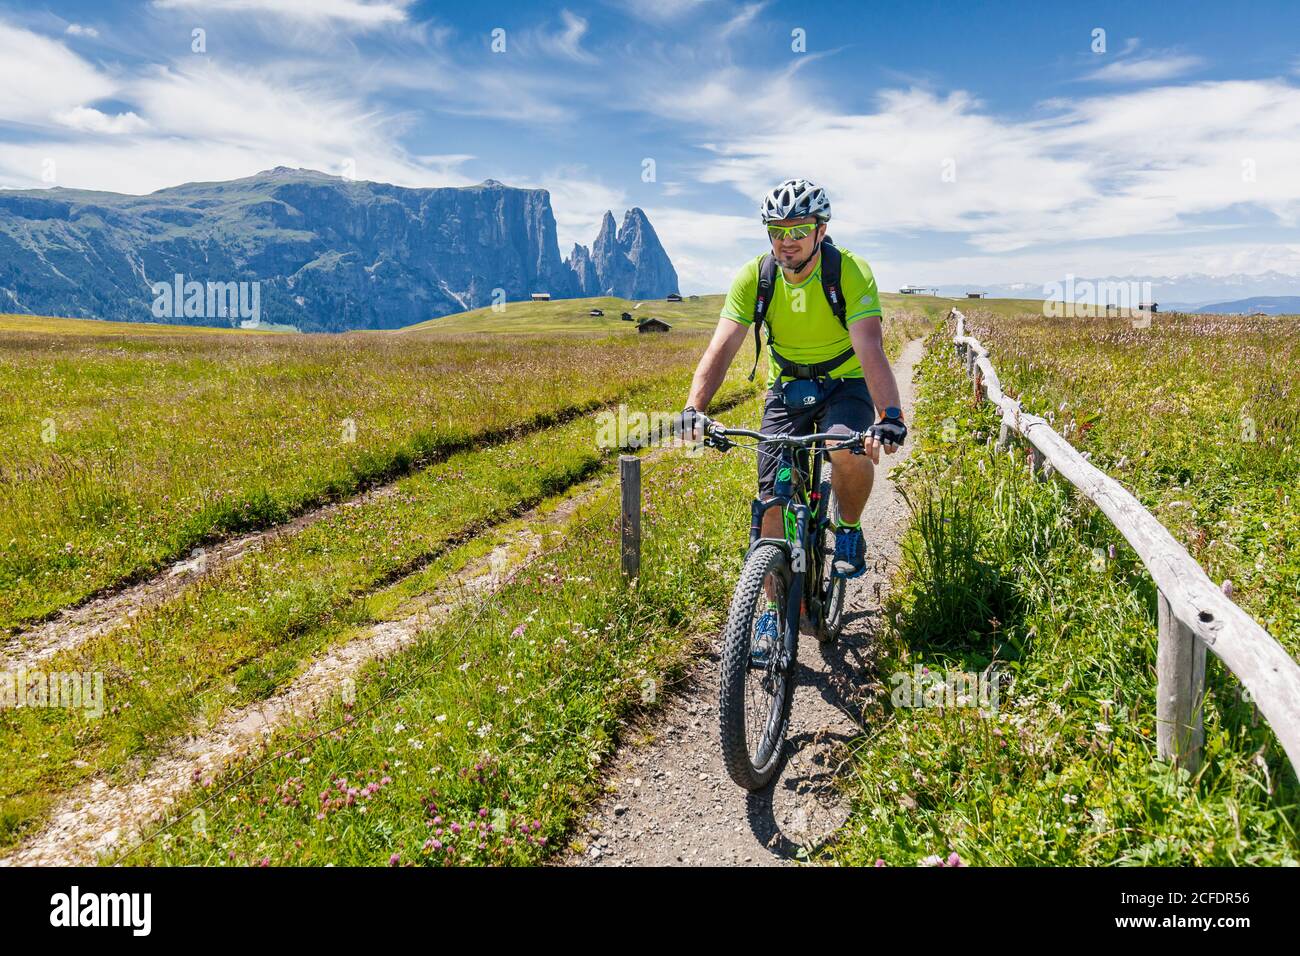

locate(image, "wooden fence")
(950, 308), (1300, 774)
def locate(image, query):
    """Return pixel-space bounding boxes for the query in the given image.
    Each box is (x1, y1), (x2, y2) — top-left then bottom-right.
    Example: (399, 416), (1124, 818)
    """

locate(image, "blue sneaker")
(833, 525), (866, 579)
(752, 608), (779, 665)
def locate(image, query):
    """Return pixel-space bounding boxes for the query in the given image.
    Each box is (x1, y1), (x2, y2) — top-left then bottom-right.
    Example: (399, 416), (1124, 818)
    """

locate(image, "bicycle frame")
(738, 440), (838, 670)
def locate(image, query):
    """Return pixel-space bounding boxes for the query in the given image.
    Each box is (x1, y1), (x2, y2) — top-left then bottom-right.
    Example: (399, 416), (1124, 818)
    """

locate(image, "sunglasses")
(766, 222), (820, 241)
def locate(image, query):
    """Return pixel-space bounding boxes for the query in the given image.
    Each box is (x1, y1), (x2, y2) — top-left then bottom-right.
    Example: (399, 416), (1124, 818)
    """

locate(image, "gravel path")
(561, 337), (926, 867)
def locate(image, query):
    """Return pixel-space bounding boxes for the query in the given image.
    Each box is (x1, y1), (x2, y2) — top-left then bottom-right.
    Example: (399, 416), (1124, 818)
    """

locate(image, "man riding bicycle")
(681, 178), (907, 592)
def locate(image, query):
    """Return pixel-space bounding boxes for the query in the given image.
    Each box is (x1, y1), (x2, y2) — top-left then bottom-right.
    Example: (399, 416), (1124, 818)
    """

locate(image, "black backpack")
(748, 238), (850, 382)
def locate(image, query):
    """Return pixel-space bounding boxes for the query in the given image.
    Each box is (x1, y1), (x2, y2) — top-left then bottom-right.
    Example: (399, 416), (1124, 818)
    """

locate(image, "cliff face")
(564, 208), (679, 300)
(0, 169), (679, 331)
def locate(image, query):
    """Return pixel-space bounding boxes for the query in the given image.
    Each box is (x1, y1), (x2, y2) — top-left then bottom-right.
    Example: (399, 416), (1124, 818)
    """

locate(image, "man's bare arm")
(848, 316), (904, 462)
(849, 316), (901, 415)
(685, 318), (750, 412)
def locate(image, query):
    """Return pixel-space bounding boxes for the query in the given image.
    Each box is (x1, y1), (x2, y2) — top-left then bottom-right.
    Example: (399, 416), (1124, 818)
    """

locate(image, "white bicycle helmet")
(759, 178), (831, 223)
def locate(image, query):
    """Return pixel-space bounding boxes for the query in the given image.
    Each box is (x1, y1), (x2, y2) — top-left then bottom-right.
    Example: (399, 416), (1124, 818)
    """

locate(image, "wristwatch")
(882, 406), (904, 421)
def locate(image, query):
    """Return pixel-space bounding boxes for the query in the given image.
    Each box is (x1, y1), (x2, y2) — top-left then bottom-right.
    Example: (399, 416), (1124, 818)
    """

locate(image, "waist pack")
(779, 376), (830, 410)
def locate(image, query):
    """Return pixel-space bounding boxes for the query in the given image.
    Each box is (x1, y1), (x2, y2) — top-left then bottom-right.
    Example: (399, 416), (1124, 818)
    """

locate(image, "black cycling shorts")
(756, 376), (874, 499)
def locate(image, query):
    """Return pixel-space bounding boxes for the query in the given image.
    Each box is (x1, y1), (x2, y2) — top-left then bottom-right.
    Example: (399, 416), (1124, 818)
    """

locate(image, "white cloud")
(540, 10), (597, 64)
(65, 24), (100, 38)
(53, 106), (148, 135)
(686, 80), (1300, 258)
(0, 33), (471, 193)
(719, 1), (769, 39)
(151, 0), (413, 27)
(1084, 53), (1203, 83)
(0, 22), (116, 124)
(603, 0), (710, 23)
(879, 242), (1300, 289)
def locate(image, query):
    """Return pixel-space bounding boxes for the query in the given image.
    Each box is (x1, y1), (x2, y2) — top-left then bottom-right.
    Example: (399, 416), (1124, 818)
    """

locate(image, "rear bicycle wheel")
(816, 465), (847, 645)
(718, 542), (796, 790)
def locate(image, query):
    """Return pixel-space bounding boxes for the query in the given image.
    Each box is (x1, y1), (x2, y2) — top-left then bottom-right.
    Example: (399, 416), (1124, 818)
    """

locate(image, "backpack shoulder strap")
(818, 238), (847, 326)
(749, 253), (778, 382)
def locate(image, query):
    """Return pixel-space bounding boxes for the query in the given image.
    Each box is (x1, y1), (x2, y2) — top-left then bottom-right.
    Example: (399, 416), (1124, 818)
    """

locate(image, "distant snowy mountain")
(927, 272), (1300, 309)
(1190, 296), (1300, 315)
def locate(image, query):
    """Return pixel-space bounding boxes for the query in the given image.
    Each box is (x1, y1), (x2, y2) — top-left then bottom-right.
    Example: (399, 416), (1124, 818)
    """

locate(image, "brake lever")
(703, 427), (733, 452)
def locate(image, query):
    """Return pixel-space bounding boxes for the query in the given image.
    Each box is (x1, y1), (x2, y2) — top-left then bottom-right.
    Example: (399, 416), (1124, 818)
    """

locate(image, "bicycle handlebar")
(701, 418), (867, 452)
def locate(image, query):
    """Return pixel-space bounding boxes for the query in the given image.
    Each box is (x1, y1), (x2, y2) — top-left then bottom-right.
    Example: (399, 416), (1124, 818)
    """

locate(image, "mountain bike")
(699, 418), (866, 790)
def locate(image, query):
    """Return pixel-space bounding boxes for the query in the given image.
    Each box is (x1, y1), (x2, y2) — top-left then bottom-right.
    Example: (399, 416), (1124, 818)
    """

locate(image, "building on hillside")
(530, 292), (551, 301)
(1139, 302), (1159, 313)
(666, 292), (683, 302)
(689, 294), (700, 301)
(589, 308), (604, 316)
(637, 317), (672, 333)
(966, 292), (987, 299)
(620, 312), (633, 321)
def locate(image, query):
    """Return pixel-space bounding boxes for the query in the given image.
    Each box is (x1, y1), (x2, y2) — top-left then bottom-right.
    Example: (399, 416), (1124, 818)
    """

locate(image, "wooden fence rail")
(949, 308), (1300, 774)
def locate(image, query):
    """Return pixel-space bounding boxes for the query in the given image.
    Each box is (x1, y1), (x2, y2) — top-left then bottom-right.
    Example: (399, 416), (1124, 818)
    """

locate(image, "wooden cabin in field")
(666, 292), (683, 302)
(966, 292), (986, 299)
(637, 317), (671, 333)
(530, 292), (551, 302)
(1139, 302), (1159, 314)
(620, 312), (633, 321)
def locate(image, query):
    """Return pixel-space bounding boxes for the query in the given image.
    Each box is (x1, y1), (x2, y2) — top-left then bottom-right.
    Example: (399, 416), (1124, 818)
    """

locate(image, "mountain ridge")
(0, 169), (679, 332)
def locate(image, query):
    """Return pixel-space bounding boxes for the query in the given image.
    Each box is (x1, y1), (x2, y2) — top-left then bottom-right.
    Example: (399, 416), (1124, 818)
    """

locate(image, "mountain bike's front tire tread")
(719, 542), (795, 791)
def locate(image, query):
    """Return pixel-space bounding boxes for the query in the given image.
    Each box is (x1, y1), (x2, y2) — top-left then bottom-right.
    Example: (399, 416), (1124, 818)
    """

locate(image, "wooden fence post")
(620, 455), (641, 580)
(1157, 591), (1207, 772)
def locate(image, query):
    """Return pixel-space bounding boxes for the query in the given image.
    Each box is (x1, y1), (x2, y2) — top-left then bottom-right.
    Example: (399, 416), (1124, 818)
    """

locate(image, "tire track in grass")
(1, 465), (631, 865)
(0, 390), (756, 867)
(560, 338), (925, 867)
(1, 382), (698, 672)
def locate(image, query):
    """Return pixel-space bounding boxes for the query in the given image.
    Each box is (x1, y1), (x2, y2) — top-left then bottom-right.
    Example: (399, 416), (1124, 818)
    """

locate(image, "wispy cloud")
(0, 20), (469, 193)
(539, 10), (597, 64)
(719, 1), (769, 39)
(1083, 52), (1203, 83)
(602, 0), (710, 23)
(151, 0), (413, 28)
(64, 23), (99, 38)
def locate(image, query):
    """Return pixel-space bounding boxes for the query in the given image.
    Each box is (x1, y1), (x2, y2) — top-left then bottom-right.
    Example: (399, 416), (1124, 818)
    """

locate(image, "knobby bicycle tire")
(718, 542), (796, 790)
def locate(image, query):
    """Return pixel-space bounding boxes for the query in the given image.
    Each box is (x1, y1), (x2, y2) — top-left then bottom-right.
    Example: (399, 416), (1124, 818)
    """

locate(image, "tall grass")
(826, 322), (1299, 866)
(0, 323), (714, 631)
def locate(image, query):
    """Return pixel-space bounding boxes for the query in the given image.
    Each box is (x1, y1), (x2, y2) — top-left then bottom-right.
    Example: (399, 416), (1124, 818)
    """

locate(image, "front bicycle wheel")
(815, 465), (847, 644)
(719, 542), (796, 791)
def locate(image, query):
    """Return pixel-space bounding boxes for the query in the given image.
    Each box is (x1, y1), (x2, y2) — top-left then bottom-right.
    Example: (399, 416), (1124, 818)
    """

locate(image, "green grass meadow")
(826, 312), (1299, 867)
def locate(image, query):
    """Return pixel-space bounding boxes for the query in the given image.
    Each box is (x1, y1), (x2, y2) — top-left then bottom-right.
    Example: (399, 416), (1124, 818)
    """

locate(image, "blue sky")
(2, 0), (1299, 293)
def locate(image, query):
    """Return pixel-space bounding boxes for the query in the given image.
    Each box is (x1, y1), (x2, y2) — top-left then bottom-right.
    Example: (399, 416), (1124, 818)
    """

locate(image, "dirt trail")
(1, 484), (404, 672)
(561, 337), (925, 867)
(3, 388), (753, 671)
